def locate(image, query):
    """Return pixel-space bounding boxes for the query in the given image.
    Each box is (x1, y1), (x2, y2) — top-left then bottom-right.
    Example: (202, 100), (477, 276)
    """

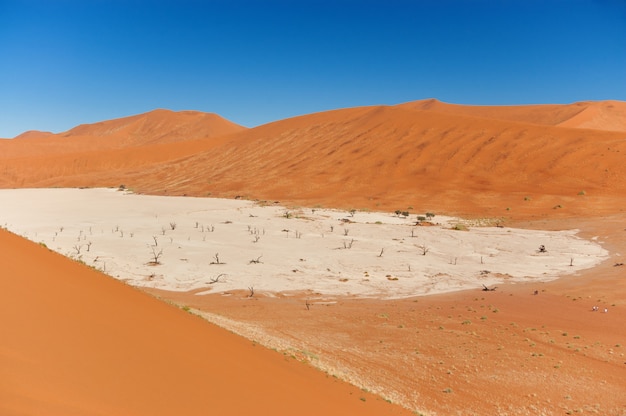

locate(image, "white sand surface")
(0, 188), (608, 298)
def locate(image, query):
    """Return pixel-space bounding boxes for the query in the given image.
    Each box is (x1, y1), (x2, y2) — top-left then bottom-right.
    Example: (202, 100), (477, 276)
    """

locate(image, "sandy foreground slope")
(0, 223), (411, 416)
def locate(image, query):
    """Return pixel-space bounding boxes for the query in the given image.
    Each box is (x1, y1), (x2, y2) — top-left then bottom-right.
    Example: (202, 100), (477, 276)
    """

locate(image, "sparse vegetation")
(210, 252), (224, 265)
(149, 246), (163, 265)
(209, 274), (225, 284)
(249, 255), (263, 264)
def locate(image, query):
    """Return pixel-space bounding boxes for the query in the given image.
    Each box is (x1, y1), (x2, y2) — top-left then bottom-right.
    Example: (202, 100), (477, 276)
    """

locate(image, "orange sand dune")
(108, 104), (626, 219)
(556, 100), (626, 132)
(0, 227), (410, 416)
(400, 98), (626, 133)
(2, 102), (625, 220)
(11, 130), (54, 140)
(61, 109), (246, 145)
(0, 109), (245, 159)
(0, 109), (246, 188)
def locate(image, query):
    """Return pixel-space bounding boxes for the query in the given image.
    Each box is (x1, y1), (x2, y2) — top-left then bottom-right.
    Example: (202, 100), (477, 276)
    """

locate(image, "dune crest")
(11, 130), (55, 140)
(0, 109), (246, 159)
(399, 98), (626, 132)
(61, 109), (247, 145)
(555, 100), (626, 132)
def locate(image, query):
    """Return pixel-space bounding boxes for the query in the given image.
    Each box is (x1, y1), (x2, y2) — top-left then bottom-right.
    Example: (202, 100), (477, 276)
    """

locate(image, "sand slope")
(400, 98), (626, 132)
(1, 101), (625, 219)
(0, 227), (411, 416)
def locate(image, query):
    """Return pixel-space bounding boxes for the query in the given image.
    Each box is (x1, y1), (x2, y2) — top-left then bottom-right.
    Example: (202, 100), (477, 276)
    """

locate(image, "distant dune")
(11, 130), (55, 140)
(400, 98), (626, 133)
(1, 100), (624, 219)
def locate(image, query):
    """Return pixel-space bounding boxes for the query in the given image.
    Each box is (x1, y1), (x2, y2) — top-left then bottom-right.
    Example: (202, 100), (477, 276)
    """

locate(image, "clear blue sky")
(1, 0), (624, 138)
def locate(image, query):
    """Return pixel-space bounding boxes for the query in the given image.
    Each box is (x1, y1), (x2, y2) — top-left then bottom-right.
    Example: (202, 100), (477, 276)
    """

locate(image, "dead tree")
(210, 252), (223, 265)
(249, 255), (263, 264)
(209, 274), (225, 284)
(149, 246), (163, 265)
(482, 284), (497, 292)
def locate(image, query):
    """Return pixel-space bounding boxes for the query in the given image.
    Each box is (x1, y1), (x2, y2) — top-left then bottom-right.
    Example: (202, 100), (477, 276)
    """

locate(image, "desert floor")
(1, 188), (625, 415)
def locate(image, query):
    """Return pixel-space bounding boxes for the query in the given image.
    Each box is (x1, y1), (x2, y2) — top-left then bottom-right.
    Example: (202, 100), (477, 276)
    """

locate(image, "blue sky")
(1, 0), (625, 138)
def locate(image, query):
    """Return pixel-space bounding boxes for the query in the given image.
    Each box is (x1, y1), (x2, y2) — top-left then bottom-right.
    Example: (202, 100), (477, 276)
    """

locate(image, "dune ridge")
(1, 100), (625, 220)
(400, 98), (626, 132)
(0, 109), (245, 158)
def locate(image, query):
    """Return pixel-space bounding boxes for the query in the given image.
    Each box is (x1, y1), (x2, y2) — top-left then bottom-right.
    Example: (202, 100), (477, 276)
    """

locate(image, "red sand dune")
(0, 109), (245, 158)
(400, 98), (626, 133)
(2, 101), (625, 220)
(0, 227), (410, 416)
(2, 100), (626, 415)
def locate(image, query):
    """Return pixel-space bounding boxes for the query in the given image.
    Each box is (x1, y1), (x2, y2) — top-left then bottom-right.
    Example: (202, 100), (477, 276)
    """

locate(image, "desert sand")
(1, 100), (625, 415)
(0, 226), (410, 416)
